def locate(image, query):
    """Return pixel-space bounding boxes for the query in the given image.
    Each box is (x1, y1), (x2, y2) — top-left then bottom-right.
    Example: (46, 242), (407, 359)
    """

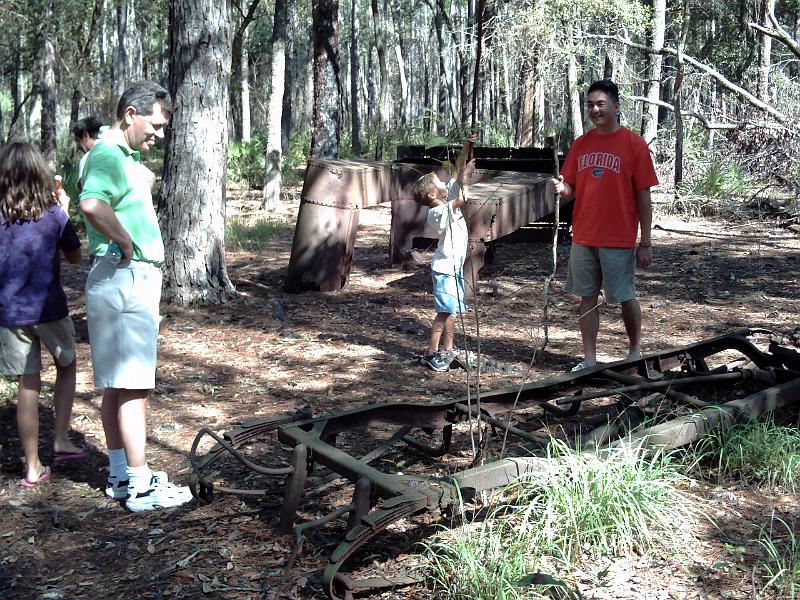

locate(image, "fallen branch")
(748, 7), (800, 60)
(628, 96), (737, 130)
(589, 33), (787, 123)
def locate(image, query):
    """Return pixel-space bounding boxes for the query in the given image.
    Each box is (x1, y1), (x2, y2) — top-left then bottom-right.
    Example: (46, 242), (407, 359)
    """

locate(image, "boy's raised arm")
(455, 132), (477, 171)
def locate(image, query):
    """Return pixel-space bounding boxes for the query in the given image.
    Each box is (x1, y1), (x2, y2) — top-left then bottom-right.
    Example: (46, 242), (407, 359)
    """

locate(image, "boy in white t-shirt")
(410, 135), (476, 371)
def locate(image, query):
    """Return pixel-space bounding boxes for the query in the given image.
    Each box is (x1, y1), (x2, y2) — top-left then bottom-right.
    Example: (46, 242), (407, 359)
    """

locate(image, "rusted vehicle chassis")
(189, 329), (800, 599)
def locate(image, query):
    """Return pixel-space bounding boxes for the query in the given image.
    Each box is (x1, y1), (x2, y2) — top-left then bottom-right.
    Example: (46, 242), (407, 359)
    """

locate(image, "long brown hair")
(0, 142), (56, 222)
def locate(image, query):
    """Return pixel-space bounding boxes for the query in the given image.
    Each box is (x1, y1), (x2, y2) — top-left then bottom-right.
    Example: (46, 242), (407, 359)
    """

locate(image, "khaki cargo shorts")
(0, 316), (77, 376)
(565, 243), (636, 305)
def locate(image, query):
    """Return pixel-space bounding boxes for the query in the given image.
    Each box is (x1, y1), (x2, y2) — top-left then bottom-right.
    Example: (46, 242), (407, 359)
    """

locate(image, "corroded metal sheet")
(284, 160), (392, 292)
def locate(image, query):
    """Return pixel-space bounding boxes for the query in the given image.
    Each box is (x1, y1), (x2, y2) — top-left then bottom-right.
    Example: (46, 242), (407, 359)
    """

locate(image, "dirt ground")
(1, 189), (798, 600)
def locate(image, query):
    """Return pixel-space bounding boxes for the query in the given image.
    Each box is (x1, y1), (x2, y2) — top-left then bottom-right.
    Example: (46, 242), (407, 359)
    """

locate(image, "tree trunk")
(642, 0), (665, 146)
(281, 0), (296, 155)
(40, 2), (57, 172)
(517, 64), (534, 145)
(430, 3), (459, 131)
(230, 0), (261, 143)
(263, 0), (287, 210)
(567, 49), (583, 140)
(370, 0), (387, 159)
(349, 0), (361, 155)
(673, 0), (691, 190)
(161, 0), (234, 305)
(757, 0), (775, 101)
(388, 0), (409, 126)
(115, 0), (143, 96)
(241, 33), (251, 141)
(311, 0), (341, 159)
(69, 0), (105, 130)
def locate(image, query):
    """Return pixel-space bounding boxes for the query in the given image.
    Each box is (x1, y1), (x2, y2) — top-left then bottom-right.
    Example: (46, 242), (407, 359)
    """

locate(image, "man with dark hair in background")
(80, 81), (192, 512)
(72, 116), (104, 187)
(551, 79), (659, 371)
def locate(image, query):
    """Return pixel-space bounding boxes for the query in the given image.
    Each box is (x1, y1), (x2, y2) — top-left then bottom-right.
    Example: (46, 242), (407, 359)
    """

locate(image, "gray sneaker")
(420, 352), (450, 372)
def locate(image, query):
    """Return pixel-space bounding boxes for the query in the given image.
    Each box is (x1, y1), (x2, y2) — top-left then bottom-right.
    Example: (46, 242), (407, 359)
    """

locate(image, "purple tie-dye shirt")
(0, 206), (80, 327)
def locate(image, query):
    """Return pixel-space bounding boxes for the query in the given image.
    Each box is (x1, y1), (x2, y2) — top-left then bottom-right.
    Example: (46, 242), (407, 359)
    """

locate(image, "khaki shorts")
(565, 244), (635, 304)
(85, 256), (162, 389)
(0, 316), (77, 376)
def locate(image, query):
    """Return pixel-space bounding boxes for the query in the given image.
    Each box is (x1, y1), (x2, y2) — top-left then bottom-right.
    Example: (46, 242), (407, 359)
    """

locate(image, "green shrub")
(228, 135), (267, 189)
(681, 160), (750, 199)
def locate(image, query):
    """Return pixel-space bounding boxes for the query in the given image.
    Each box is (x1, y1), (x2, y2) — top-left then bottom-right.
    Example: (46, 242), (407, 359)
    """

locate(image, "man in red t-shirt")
(551, 79), (658, 370)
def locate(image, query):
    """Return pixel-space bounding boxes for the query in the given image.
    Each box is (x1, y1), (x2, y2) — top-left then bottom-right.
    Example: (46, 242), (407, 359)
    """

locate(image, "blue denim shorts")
(432, 270), (467, 314)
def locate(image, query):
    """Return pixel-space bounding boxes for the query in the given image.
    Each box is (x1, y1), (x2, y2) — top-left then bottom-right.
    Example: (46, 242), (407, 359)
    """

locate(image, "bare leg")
(441, 315), (455, 352)
(101, 388), (123, 450)
(428, 313), (449, 355)
(52, 360), (81, 454)
(17, 373), (44, 482)
(621, 298), (642, 357)
(118, 389), (149, 468)
(579, 295), (600, 367)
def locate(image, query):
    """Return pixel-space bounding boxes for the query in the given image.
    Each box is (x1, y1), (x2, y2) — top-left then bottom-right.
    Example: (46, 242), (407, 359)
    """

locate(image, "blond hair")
(411, 172), (440, 207)
(0, 142), (55, 223)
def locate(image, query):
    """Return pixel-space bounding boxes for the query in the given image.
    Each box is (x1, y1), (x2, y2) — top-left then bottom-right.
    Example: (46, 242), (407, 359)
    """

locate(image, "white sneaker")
(125, 474), (193, 512)
(105, 470), (169, 501)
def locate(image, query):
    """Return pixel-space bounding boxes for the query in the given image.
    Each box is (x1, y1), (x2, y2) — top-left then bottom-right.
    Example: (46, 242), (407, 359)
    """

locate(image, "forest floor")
(0, 186), (799, 600)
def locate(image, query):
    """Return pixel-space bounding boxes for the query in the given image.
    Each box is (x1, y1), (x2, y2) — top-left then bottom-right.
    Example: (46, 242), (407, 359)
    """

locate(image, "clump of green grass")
(758, 517), (800, 600)
(224, 214), (283, 252)
(420, 440), (696, 599)
(685, 417), (800, 491)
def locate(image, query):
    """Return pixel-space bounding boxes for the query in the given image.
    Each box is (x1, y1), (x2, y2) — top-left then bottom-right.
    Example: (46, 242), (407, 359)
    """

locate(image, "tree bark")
(370, 0), (387, 159)
(161, 0), (235, 305)
(673, 0), (691, 189)
(311, 0), (341, 159)
(69, 0), (105, 130)
(642, 0), (665, 146)
(349, 0), (361, 156)
(281, 0), (296, 155)
(230, 0), (261, 143)
(757, 0), (776, 100)
(40, 2), (57, 172)
(263, 0), (287, 210)
(388, 0), (409, 126)
(566, 47), (583, 140)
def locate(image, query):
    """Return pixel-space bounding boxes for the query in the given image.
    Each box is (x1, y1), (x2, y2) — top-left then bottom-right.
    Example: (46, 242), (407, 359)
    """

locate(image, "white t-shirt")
(427, 178), (468, 275)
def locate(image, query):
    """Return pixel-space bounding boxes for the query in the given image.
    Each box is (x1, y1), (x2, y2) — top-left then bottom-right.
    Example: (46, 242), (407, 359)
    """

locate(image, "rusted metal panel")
(284, 159), (392, 292)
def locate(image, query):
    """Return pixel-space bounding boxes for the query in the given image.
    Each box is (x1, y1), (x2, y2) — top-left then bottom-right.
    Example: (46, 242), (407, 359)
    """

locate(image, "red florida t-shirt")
(561, 127), (658, 247)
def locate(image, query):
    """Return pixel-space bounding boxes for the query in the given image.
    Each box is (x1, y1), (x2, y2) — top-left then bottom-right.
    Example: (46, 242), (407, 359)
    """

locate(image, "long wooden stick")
(541, 135), (561, 351)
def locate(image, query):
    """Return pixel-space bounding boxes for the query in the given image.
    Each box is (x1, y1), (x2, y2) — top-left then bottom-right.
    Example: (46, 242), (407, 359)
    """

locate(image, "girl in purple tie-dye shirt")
(0, 142), (83, 487)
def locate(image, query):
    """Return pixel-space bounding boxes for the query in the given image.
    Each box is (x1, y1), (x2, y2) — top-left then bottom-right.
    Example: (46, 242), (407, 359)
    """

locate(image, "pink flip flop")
(19, 466), (51, 488)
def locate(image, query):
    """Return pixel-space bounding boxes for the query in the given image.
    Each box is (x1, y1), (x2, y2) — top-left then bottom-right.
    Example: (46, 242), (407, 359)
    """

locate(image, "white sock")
(108, 448), (128, 480)
(127, 465), (153, 490)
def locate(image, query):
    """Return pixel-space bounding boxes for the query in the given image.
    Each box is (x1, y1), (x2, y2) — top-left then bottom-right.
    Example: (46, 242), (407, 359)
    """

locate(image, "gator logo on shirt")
(577, 152), (621, 175)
